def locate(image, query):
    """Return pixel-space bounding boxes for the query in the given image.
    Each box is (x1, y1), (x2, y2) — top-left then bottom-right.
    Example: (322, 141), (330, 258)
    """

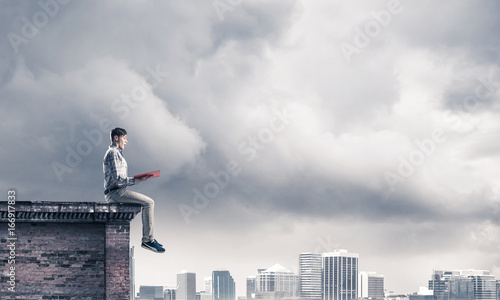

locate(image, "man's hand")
(137, 174), (153, 183)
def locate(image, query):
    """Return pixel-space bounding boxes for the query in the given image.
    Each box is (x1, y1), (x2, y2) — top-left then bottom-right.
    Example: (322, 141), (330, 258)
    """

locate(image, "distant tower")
(299, 253), (322, 300)
(205, 277), (213, 293)
(165, 287), (177, 300)
(130, 247), (136, 300)
(213, 270), (236, 300)
(322, 249), (359, 300)
(178, 271), (197, 300)
(246, 276), (256, 300)
(358, 272), (384, 300)
(496, 280), (500, 300)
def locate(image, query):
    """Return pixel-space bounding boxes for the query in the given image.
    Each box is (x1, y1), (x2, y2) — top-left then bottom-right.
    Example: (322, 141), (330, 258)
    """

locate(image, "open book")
(134, 170), (160, 179)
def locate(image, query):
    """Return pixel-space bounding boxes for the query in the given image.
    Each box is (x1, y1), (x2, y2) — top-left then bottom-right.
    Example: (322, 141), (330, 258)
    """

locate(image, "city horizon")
(132, 247), (500, 297)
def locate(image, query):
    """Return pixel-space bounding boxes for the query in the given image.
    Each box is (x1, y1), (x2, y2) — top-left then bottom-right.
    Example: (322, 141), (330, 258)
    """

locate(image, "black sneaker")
(141, 240), (165, 253)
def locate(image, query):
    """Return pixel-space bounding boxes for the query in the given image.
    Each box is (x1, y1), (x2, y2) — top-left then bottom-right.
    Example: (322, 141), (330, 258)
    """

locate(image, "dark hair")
(110, 127), (127, 142)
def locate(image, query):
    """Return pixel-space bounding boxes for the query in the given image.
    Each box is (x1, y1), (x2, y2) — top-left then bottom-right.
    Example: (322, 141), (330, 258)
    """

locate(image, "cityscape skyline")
(135, 268), (500, 300)
(133, 248), (500, 299)
(3, 1), (500, 297)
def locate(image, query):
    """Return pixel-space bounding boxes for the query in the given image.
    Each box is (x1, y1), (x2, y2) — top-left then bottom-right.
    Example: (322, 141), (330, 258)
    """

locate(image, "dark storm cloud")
(441, 67), (500, 114)
(394, 0), (500, 62)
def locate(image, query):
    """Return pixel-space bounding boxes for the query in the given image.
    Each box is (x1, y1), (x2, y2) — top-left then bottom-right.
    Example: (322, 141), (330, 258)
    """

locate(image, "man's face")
(116, 135), (128, 150)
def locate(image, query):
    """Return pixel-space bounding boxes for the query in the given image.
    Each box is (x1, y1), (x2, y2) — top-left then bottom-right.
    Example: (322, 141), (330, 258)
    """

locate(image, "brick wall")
(0, 202), (141, 300)
(106, 223), (131, 299)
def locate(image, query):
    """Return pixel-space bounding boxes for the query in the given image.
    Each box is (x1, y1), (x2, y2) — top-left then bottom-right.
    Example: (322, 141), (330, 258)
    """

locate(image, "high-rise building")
(139, 286), (165, 300)
(213, 270), (236, 300)
(206, 277), (213, 294)
(130, 247), (136, 300)
(299, 253), (322, 300)
(429, 271), (451, 300)
(429, 270), (474, 300)
(178, 271), (197, 300)
(496, 280), (500, 300)
(247, 276), (257, 300)
(358, 271), (384, 300)
(256, 264), (300, 299)
(428, 269), (496, 300)
(165, 287), (177, 300)
(322, 249), (358, 300)
(469, 271), (496, 300)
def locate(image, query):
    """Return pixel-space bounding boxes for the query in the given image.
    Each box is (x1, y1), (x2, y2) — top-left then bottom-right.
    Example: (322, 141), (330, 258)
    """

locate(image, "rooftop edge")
(0, 201), (142, 223)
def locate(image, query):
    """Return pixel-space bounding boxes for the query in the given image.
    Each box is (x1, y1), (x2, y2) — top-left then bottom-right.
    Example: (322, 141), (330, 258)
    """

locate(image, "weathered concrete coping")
(0, 201), (142, 223)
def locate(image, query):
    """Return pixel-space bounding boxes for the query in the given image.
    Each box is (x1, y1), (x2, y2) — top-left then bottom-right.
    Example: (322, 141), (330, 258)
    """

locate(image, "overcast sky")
(2, 0), (500, 295)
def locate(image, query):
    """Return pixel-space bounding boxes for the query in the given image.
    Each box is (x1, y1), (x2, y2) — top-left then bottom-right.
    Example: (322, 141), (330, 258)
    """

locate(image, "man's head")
(110, 127), (128, 150)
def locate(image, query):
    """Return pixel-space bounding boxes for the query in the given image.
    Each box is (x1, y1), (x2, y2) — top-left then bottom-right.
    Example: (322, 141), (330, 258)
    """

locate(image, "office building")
(165, 287), (177, 300)
(299, 253), (322, 300)
(256, 264), (300, 298)
(469, 270), (496, 300)
(247, 276), (257, 300)
(213, 270), (236, 300)
(322, 249), (358, 300)
(139, 286), (165, 300)
(429, 269), (474, 300)
(428, 269), (496, 300)
(178, 271), (197, 300)
(358, 271), (384, 300)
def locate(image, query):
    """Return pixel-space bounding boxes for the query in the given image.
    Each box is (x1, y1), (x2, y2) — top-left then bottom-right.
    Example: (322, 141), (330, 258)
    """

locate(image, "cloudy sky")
(2, 0), (500, 295)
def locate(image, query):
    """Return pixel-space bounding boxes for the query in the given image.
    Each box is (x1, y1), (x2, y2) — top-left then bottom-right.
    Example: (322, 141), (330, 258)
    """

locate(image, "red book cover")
(134, 170), (160, 179)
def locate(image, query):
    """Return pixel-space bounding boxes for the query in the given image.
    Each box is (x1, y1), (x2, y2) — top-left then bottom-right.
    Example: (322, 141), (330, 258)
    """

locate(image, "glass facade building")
(358, 271), (384, 300)
(213, 270), (236, 300)
(428, 269), (496, 300)
(322, 250), (358, 300)
(300, 253), (323, 300)
(471, 274), (496, 300)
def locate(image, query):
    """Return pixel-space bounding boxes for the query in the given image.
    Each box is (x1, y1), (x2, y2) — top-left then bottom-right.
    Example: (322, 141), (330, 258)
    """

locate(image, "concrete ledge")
(0, 201), (142, 223)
